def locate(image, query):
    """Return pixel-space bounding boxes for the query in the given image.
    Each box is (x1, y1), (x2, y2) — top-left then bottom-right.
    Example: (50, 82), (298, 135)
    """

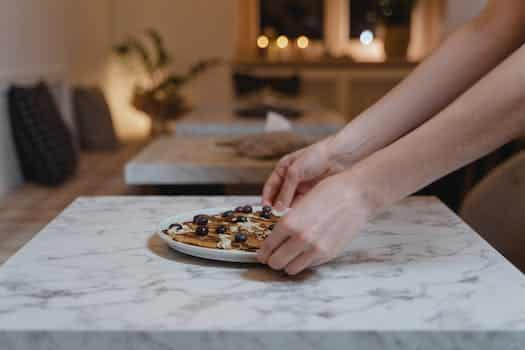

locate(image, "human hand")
(262, 137), (344, 211)
(257, 173), (379, 275)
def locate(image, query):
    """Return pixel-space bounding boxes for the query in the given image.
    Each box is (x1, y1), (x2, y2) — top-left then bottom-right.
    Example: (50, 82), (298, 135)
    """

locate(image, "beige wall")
(64, 1), (113, 85)
(0, 0), (68, 76)
(105, 0), (237, 139)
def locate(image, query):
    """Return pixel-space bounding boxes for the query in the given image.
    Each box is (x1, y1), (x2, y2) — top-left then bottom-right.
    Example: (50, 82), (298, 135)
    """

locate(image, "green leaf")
(187, 58), (221, 79)
(129, 37), (155, 76)
(150, 74), (187, 95)
(113, 43), (131, 56)
(145, 28), (172, 70)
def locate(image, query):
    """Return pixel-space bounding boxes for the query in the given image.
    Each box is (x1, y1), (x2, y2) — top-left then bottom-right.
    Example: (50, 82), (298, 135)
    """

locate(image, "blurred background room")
(2, 0), (524, 270)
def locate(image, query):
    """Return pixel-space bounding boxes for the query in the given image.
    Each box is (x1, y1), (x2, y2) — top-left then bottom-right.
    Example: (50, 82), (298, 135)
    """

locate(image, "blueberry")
(268, 224), (275, 230)
(242, 205), (253, 214)
(235, 206), (244, 213)
(195, 226), (209, 236)
(169, 223), (183, 231)
(235, 216), (248, 223)
(262, 205), (272, 213)
(222, 210), (234, 218)
(216, 225), (227, 235)
(234, 232), (248, 243)
(260, 211), (272, 219)
(193, 215), (208, 226)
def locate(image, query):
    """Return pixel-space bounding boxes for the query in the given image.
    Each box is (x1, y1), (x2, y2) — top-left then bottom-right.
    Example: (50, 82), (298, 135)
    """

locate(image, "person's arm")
(328, 0), (525, 167)
(345, 40), (525, 212)
(262, 0), (525, 210)
(258, 41), (525, 274)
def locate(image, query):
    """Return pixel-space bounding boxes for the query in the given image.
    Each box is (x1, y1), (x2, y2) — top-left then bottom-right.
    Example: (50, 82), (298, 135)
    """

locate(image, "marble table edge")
(0, 329), (523, 350)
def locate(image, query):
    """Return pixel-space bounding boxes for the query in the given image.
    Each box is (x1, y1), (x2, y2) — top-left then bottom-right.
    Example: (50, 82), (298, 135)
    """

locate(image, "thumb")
(273, 164), (302, 210)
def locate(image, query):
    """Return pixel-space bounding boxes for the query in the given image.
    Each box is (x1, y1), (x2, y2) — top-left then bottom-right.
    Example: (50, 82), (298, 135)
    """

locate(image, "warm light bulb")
(276, 35), (289, 49)
(296, 35), (309, 49)
(359, 30), (374, 46)
(257, 35), (269, 49)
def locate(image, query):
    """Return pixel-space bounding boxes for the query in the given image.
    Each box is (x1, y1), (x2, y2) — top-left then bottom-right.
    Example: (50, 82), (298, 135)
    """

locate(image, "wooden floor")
(0, 142), (147, 265)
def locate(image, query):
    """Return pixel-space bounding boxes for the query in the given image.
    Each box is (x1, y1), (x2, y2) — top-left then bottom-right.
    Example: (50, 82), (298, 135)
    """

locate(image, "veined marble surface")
(0, 196), (524, 350)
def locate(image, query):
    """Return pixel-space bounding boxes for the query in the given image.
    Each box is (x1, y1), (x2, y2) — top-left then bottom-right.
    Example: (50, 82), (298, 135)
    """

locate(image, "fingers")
(256, 223), (291, 263)
(262, 155), (295, 206)
(273, 165), (301, 210)
(290, 193), (305, 208)
(262, 169), (284, 206)
(291, 179), (318, 207)
(284, 249), (318, 275)
(266, 233), (311, 270)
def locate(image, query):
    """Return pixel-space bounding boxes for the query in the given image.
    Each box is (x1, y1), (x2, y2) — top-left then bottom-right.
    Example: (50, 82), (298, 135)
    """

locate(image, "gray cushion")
(8, 82), (78, 186)
(73, 87), (118, 151)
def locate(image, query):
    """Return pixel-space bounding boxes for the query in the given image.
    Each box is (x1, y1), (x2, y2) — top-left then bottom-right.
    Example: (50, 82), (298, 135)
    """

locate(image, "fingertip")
(285, 267), (299, 276)
(257, 226), (290, 266)
(274, 175), (298, 211)
(261, 194), (273, 208)
(284, 250), (316, 277)
(256, 248), (268, 264)
(261, 197), (271, 206)
(262, 175), (282, 207)
(258, 242), (274, 264)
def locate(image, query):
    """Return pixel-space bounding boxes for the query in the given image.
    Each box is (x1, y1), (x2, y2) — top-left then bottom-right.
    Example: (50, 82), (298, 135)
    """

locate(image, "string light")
(256, 35), (270, 49)
(360, 30), (374, 46)
(296, 35), (309, 49)
(276, 35), (289, 49)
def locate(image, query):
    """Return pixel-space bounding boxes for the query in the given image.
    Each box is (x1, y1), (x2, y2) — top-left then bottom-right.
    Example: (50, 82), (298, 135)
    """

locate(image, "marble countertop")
(125, 136), (276, 185)
(0, 196), (524, 350)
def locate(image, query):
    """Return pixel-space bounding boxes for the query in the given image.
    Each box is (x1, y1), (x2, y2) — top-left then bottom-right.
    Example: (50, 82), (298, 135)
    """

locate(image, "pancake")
(162, 206), (280, 251)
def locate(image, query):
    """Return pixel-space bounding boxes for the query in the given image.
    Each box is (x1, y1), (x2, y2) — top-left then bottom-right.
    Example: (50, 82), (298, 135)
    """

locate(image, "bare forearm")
(346, 43), (525, 212)
(329, 4), (525, 167)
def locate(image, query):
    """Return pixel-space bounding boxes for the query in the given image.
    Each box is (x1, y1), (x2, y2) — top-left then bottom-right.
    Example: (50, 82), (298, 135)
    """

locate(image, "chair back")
(460, 151), (525, 271)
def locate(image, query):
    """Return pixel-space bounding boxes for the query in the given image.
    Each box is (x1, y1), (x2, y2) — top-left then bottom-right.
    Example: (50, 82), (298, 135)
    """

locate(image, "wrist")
(325, 130), (365, 173)
(314, 135), (342, 174)
(336, 167), (388, 218)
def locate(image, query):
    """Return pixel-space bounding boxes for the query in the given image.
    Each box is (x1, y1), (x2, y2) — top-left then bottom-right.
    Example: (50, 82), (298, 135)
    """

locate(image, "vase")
(149, 117), (171, 138)
(384, 25), (411, 60)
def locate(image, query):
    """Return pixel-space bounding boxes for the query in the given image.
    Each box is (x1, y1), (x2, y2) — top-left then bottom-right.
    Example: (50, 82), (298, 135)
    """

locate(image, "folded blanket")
(218, 132), (315, 160)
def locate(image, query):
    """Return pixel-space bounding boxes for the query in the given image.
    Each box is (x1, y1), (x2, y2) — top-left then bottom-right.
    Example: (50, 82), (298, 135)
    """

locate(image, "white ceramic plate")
(158, 206), (272, 263)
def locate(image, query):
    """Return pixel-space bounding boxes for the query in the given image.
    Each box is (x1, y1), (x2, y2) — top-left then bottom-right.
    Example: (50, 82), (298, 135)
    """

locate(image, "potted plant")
(113, 29), (220, 137)
(379, 0), (416, 59)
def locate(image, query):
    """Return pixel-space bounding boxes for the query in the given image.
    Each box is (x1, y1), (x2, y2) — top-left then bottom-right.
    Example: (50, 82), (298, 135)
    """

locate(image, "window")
(239, 0), (438, 62)
(350, 1), (379, 39)
(259, 0), (325, 39)
(350, 0), (415, 38)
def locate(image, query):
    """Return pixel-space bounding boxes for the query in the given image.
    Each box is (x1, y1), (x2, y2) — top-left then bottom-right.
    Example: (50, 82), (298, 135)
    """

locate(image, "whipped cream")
(167, 224), (190, 236)
(217, 234), (232, 249)
(238, 221), (257, 230)
(234, 221), (264, 231)
(271, 208), (289, 217)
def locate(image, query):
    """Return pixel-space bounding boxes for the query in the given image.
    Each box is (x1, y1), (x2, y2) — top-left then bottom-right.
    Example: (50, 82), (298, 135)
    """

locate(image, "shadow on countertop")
(147, 233), (317, 282)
